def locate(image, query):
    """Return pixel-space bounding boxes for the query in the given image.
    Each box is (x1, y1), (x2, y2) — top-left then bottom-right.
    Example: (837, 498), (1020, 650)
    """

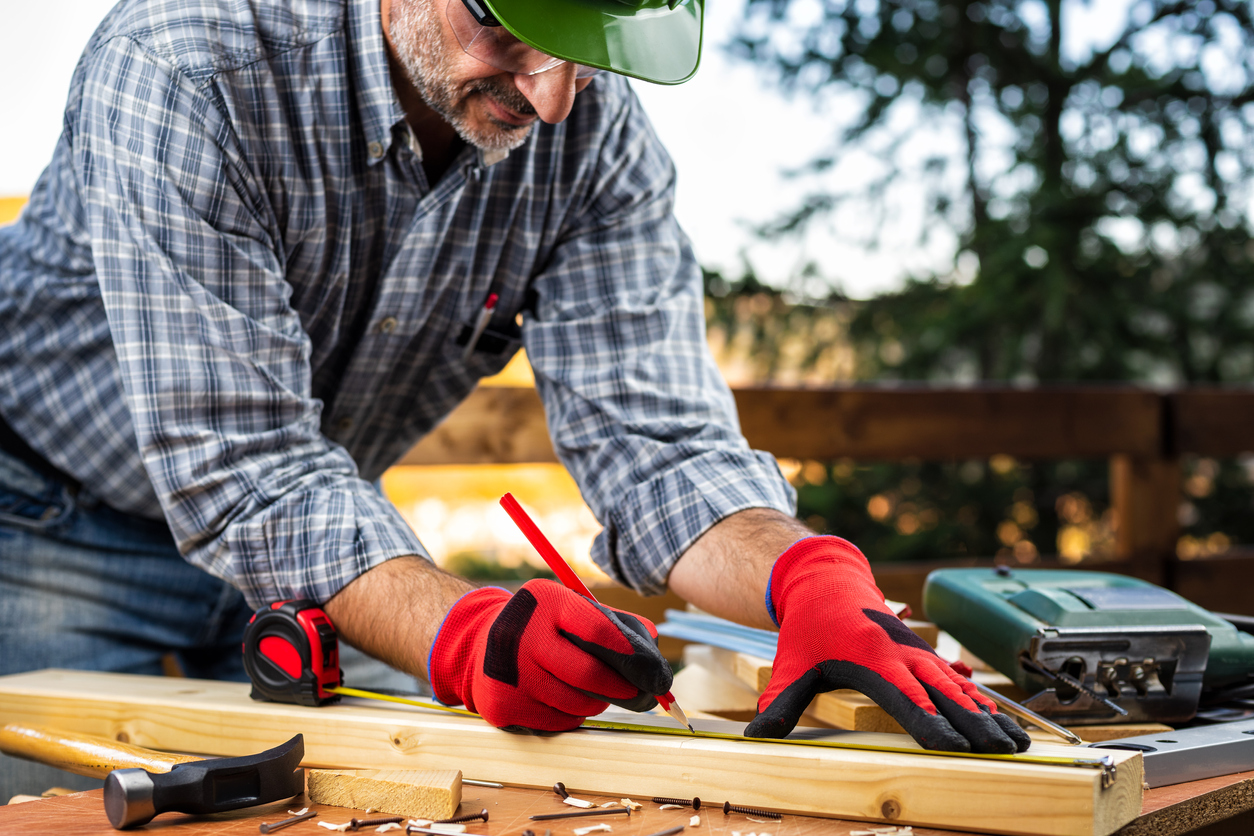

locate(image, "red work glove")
(744, 536), (1031, 754)
(428, 579), (674, 731)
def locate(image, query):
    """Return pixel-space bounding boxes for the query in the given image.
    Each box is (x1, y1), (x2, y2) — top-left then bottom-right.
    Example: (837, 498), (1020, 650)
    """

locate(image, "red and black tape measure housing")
(243, 599), (342, 706)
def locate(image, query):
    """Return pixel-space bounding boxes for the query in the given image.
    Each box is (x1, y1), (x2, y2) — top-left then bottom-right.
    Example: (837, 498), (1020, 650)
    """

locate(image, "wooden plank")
(400, 386), (1163, 466)
(1110, 455), (1181, 571)
(1171, 390), (1254, 456)
(0, 670), (1142, 836)
(734, 388), (1162, 461)
(306, 767), (461, 819)
(700, 649), (906, 734)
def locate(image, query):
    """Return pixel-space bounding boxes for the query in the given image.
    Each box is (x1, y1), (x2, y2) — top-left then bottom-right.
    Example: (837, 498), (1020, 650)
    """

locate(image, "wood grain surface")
(4, 769), (1252, 836)
(0, 670), (1143, 836)
(0, 783), (969, 836)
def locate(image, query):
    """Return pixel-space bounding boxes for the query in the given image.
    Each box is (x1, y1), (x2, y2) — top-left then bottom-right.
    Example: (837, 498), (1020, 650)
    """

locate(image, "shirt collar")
(348, 0), (408, 166)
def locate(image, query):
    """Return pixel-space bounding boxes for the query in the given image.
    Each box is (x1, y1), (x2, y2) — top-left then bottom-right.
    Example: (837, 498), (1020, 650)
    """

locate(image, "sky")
(0, 0), (1134, 299)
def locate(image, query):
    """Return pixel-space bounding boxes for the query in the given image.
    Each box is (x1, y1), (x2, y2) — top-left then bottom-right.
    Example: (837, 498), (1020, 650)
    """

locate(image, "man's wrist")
(323, 555), (475, 681)
(666, 507), (813, 630)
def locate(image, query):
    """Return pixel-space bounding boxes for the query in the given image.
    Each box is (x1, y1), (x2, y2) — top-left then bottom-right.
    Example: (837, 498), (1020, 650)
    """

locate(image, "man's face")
(387, 0), (589, 152)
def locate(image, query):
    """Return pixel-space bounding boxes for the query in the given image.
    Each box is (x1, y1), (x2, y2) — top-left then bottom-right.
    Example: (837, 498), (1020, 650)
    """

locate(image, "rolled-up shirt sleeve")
(524, 89), (797, 596)
(77, 36), (424, 606)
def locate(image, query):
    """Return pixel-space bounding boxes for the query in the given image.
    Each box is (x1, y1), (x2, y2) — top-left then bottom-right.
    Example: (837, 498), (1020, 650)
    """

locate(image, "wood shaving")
(376, 826), (403, 833)
(599, 801), (621, 808)
(288, 808), (310, 816)
(318, 823), (351, 832)
(658, 804), (683, 810)
(620, 799), (642, 811)
(689, 815), (701, 827)
(429, 825), (467, 833)
(747, 818), (779, 823)
(408, 821), (433, 828)
(564, 797), (595, 809)
(572, 825), (613, 836)
(731, 831), (741, 836)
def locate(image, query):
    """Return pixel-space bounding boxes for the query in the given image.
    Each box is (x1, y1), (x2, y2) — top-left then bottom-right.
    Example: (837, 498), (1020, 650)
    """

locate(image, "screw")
(435, 808), (489, 824)
(523, 831), (536, 836)
(350, 816), (405, 831)
(653, 797), (701, 811)
(722, 801), (781, 820)
(530, 808), (632, 821)
(553, 782), (570, 798)
(259, 809), (318, 833)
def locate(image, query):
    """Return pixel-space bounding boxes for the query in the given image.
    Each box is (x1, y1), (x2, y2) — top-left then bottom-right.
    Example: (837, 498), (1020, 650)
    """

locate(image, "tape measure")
(242, 600), (342, 706)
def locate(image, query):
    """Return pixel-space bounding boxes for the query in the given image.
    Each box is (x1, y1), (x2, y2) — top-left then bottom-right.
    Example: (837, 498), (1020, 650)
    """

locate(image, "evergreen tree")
(734, 0), (1254, 384)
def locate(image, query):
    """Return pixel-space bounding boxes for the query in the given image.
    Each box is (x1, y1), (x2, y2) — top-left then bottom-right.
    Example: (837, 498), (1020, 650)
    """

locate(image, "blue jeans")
(0, 444), (426, 800)
(0, 444), (252, 799)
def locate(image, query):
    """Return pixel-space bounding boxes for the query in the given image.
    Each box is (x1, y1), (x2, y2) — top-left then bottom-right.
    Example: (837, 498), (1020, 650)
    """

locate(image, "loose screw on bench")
(435, 808), (489, 824)
(722, 801), (781, 820)
(259, 809), (317, 833)
(653, 797), (701, 811)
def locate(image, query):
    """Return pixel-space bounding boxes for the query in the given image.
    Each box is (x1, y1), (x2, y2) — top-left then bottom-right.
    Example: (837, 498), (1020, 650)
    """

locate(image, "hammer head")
(103, 734), (304, 829)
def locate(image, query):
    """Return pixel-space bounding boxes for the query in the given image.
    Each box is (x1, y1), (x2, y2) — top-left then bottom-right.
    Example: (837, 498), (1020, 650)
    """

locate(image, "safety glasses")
(447, 0), (600, 78)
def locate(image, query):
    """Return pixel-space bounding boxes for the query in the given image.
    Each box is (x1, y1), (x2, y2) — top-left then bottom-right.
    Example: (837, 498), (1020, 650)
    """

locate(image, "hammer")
(0, 723), (304, 829)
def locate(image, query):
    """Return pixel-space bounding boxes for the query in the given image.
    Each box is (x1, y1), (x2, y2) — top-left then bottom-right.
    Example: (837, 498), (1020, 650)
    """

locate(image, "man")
(0, 0), (1028, 795)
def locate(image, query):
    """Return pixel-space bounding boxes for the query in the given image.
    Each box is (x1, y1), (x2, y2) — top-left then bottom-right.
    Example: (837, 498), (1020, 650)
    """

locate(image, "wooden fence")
(400, 386), (1254, 617)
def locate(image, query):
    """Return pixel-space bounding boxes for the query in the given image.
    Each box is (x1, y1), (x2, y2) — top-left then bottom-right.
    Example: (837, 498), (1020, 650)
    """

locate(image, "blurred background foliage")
(702, 0), (1254, 563)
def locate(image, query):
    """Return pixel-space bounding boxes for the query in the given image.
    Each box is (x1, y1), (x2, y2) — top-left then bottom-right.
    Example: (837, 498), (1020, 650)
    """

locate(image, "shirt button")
(337, 417), (353, 433)
(378, 316), (398, 334)
(368, 141), (384, 159)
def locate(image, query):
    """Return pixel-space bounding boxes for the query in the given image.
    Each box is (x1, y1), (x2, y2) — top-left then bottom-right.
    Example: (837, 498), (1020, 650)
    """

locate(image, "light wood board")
(702, 648), (907, 734)
(0, 670), (1142, 836)
(307, 767), (461, 819)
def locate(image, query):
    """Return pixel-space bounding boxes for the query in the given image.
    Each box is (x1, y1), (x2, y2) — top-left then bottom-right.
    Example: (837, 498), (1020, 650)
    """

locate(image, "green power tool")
(923, 568), (1254, 724)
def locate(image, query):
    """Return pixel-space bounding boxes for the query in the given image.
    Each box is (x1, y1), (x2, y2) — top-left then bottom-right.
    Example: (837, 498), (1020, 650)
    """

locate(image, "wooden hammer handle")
(0, 724), (203, 779)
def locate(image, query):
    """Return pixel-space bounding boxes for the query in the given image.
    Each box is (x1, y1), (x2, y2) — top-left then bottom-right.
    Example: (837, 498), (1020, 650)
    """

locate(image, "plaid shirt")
(0, 0), (795, 606)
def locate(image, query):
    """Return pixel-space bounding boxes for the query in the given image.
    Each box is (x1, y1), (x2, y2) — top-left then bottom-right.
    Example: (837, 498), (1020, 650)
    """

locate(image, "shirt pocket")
(447, 309), (525, 379)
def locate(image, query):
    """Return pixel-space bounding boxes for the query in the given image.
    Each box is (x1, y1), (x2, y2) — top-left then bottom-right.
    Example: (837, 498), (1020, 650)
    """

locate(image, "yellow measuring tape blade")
(328, 686), (1107, 773)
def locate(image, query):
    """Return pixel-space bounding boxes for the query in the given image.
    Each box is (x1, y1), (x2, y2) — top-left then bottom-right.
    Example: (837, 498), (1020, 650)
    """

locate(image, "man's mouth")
(477, 90), (536, 127)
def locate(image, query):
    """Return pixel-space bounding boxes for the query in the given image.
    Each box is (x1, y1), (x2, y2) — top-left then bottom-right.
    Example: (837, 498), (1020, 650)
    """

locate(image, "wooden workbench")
(4, 770), (1252, 836)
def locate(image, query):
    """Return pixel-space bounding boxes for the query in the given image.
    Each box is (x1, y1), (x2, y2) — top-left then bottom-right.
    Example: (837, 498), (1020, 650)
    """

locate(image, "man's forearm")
(323, 555), (474, 680)
(666, 508), (812, 630)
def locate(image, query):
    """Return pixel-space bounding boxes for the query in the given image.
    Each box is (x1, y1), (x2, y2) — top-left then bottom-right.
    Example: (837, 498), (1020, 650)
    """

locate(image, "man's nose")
(513, 63), (579, 124)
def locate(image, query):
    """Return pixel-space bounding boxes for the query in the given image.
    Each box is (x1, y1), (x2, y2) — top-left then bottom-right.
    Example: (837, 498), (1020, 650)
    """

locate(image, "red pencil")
(499, 492), (694, 733)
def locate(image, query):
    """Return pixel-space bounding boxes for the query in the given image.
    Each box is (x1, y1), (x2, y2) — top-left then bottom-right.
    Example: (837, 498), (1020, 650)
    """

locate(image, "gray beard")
(388, 0), (536, 152)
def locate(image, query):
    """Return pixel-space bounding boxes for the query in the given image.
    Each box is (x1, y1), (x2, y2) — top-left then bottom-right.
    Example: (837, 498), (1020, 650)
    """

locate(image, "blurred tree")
(733, 0), (1254, 384)
(706, 1), (1254, 561)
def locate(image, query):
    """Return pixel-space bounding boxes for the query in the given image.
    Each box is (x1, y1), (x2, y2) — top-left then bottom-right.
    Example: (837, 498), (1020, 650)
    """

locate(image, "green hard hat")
(472, 0), (704, 85)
